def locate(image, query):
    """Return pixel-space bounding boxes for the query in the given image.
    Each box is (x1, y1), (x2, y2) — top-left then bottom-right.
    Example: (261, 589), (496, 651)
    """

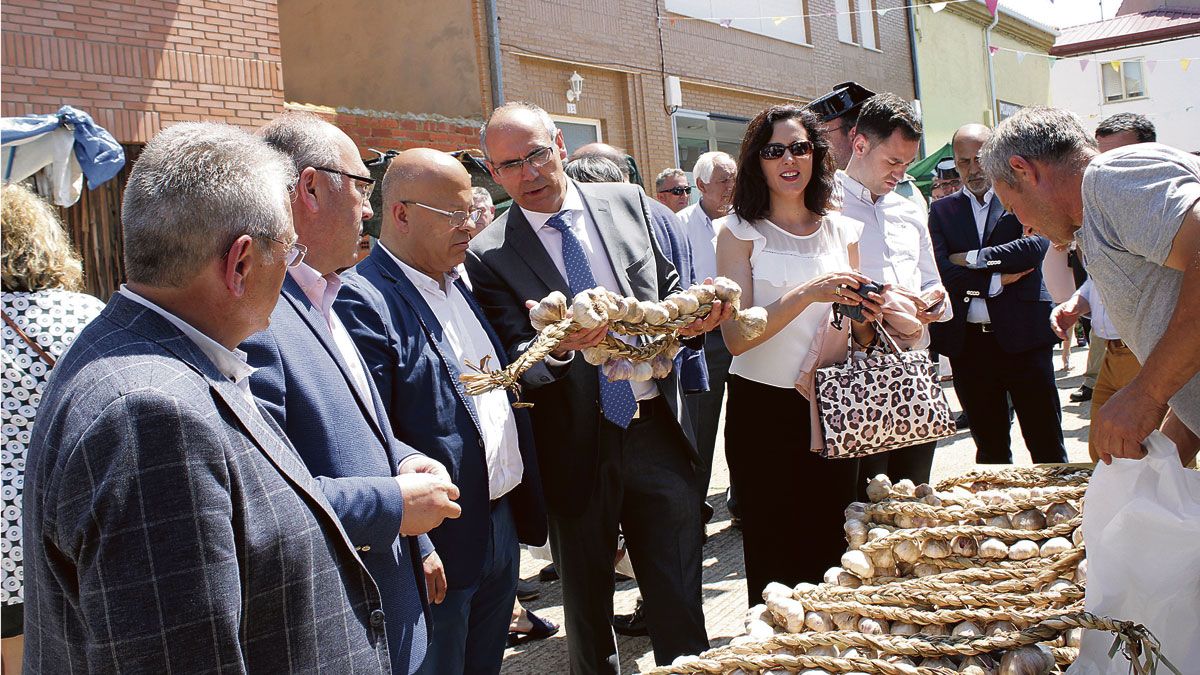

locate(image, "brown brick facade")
(288, 104), (482, 156)
(1, 0), (286, 142)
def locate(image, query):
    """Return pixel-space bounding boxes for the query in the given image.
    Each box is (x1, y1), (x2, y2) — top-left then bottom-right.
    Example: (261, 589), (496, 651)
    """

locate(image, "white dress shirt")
(119, 286), (257, 406)
(288, 264), (374, 408)
(1076, 279), (1121, 341)
(836, 172), (949, 326)
(961, 187), (1004, 324)
(381, 244), (524, 500)
(677, 201), (720, 282)
(520, 182), (658, 401)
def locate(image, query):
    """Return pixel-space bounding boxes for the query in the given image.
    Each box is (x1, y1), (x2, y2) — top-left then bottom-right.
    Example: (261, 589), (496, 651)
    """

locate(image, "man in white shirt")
(243, 113), (462, 675)
(337, 148), (549, 674)
(836, 93), (950, 491)
(928, 123), (1066, 465)
(675, 150), (738, 520)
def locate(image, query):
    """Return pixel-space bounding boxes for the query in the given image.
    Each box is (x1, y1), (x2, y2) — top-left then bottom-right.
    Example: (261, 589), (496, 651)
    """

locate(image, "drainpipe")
(485, 0), (505, 109)
(985, 11), (1000, 125)
(906, 4), (925, 157)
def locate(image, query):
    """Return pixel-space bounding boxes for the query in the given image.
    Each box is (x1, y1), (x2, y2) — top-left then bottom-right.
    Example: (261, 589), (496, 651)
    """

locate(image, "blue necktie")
(545, 211), (638, 429)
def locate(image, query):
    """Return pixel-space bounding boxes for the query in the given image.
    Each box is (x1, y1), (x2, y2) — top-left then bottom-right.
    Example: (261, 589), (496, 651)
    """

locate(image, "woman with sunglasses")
(716, 105), (882, 603)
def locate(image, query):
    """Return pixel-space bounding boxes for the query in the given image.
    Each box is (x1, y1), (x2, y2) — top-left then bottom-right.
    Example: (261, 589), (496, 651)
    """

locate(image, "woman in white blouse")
(716, 105), (880, 602)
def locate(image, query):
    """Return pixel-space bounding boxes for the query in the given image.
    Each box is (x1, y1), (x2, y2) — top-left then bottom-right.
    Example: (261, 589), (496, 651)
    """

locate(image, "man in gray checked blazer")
(22, 123), (393, 672)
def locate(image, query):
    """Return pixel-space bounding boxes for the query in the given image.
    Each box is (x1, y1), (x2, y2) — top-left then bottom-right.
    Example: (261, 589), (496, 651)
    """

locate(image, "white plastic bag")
(1068, 431), (1200, 674)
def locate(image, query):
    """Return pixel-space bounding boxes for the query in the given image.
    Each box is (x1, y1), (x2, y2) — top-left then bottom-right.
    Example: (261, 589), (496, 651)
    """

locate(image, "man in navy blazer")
(928, 124), (1067, 464)
(336, 148), (546, 674)
(242, 113), (463, 675)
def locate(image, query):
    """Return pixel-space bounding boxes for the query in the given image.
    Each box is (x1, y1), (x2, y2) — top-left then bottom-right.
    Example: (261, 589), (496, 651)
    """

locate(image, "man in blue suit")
(928, 123), (1067, 464)
(243, 113), (463, 675)
(336, 148), (547, 674)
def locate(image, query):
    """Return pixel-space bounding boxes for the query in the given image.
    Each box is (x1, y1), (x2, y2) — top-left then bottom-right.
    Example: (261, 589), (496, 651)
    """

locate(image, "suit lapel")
(982, 194), (1004, 245)
(372, 250), (487, 439)
(579, 186), (637, 298)
(503, 205), (570, 296)
(279, 277), (387, 442)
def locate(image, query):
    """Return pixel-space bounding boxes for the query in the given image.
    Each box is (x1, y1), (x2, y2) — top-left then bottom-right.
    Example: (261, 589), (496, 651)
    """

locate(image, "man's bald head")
(480, 103), (558, 159)
(952, 124), (993, 199)
(380, 148), (477, 281)
(571, 143), (631, 182)
(383, 148), (471, 208)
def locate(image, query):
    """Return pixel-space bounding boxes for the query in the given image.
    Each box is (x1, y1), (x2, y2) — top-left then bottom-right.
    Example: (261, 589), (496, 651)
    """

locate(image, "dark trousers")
(546, 397), (707, 673)
(417, 498), (518, 675)
(855, 440), (938, 501)
(725, 375), (859, 605)
(950, 327), (1067, 464)
(686, 332), (733, 508)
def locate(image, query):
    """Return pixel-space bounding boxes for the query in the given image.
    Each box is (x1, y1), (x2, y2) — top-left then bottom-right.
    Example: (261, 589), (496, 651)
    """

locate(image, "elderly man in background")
(654, 167), (693, 212)
(836, 93), (950, 492)
(468, 102), (728, 672)
(931, 159), (961, 202)
(337, 148), (547, 674)
(244, 112), (462, 675)
(980, 107), (1199, 466)
(928, 123), (1066, 465)
(22, 122), (394, 672)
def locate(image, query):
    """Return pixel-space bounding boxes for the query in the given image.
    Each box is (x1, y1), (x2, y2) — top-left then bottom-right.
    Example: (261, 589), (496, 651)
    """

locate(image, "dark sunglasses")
(759, 140), (815, 160)
(657, 186), (692, 196)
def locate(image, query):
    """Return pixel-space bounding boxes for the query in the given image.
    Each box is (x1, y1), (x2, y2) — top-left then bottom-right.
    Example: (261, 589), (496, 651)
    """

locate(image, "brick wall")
(288, 104), (483, 155)
(1, 0), (286, 143)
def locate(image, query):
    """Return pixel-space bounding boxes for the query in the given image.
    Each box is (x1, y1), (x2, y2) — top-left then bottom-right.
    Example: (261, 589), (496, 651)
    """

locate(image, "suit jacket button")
(370, 609), (386, 628)
(478, 437), (485, 449)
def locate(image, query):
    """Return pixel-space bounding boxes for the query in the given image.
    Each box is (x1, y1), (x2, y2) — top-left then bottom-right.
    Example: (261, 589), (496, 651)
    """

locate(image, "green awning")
(907, 142), (954, 198)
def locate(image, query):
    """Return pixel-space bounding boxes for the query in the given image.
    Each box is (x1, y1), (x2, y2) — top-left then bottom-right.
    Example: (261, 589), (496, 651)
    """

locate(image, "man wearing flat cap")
(932, 159), (961, 202)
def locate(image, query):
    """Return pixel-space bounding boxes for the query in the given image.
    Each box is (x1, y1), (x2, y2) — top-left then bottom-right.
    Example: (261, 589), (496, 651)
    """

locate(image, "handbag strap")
(2, 310), (56, 367)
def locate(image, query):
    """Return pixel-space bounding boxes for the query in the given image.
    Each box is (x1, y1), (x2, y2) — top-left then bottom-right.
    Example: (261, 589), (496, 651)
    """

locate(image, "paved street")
(501, 344), (1095, 673)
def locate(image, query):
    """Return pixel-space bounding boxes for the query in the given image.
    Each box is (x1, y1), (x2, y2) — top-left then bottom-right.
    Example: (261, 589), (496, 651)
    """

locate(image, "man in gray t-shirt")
(979, 107), (1199, 466)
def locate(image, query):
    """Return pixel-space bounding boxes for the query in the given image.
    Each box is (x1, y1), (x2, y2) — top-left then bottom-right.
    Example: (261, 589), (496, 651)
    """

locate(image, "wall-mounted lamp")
(566, 71), (584, 103)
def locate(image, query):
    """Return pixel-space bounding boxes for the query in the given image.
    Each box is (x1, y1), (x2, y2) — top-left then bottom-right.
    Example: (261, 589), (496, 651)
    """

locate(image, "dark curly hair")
(732, 105), (835, 222)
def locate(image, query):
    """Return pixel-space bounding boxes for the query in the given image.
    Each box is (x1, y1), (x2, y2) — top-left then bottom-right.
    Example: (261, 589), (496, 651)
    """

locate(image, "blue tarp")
(1, 105), (125, 189)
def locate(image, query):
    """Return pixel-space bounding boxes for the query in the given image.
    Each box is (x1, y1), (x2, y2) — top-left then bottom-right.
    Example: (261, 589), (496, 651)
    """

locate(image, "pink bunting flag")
(718, 18), (733, 28)
(1146, 60), (1157, 72)
(988, 46), (999, 55)
(986, 0), (999, 16)
(1079, 59), (1089, 72)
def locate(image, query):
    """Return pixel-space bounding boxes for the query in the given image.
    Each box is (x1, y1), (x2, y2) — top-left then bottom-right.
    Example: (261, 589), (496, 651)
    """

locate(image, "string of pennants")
(657, 0), (980, 27)
(987, 45), (1194, 73)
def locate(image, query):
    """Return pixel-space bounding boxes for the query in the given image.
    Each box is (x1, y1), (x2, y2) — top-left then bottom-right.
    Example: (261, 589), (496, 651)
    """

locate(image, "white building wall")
(1050, 35), (1200, 151)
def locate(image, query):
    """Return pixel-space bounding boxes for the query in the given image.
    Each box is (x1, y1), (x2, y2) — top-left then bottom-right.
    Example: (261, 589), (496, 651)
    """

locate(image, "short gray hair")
(981, 107), (1097, 186)
(654, 168), (687, 191)
(260, 111), (345, 190)
(480, 102), (557, 160)
(564, 156), (625, 184)
(471, 186), (493, 206)
(122, 122), (296, 287)
(693, 151), (734, 184)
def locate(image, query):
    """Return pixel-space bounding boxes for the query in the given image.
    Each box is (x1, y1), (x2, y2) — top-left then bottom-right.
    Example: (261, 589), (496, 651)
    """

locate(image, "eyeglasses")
(489, 146), (556, 180)
(311, 166), (376, 199)
(657, 186), (693, 196)
(759, 140), (815, 160)
(262, 235), (308, 268)
(402, 201), (485, 229)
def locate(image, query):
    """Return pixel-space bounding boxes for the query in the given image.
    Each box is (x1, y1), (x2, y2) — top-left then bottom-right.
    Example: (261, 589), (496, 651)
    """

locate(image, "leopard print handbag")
(814, 323), (957, 459)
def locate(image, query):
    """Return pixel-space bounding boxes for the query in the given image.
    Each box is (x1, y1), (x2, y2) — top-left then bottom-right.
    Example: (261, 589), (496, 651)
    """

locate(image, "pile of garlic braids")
(459, 277), (767, 397)
(646, 465), (1171, 675)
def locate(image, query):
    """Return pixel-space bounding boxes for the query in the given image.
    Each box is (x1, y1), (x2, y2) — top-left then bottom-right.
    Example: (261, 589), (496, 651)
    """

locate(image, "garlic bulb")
(915, 483), (935, 498)
(998, 645), (1054, 675)
(980, 537), (1009, 559)
(622, 300), (645, 323)
(844, 520), (868, 549)
(640, 301), (669, 325)
(840, 550), (875, 578)
(920, 657), (956, 669)
(844, 502), (869, 521)
(1072, 526), (1084, 547)
(762, 582), (793, 604)
(1008, 487), (1032, 501)
(985, 514), (1013, 529)
(670, 292), (700, 315)
(951, 535), (979, 557)
(581, 346), (610, 366)
(858, 617), (888, 635)
(660, 299), (681, 321)
(822, 567), (845, 585)
(735, 306), (768, 339)
(952, 620), (982, 637)
(601, 359), (635, 381)
(745, 604), (771, 627)
(571, 291), (607, 328)
(832, 612), (859, 631)
(804, 610), (832, 632)
(1040, 537), (1072, 557)
(914, 562), (941, 577)
(629, 360), (654, 382)
(746, 619), (776, 639)
(837, 570), (862, 587)
(890, 622), (919, 636)
(894, 540), (923, 564)
(1011, 508), (1047, 531)
(866, 527), (890, 542)
(959, 655), (997, 674)
(649, 354), (673, 379)
(869, 546), (896, 569)
(1008, 539), (1040, 560)
(986, 620), (1017, 636)
(531, 291), (568, 329)
(895, 514), (917, 529)
(792, 582), (818, 595)
(865, 474), (893, 502)
(922, 539), (951, 559)
(806, 645), (838, 657)
(1075, 559), (1088, 584)
(920, 623), (949, 637)
(893, 479), (917, 497)
(1045, 501), (1079, 527)
(712, 276), (742, 306)
(690, 284), (717, 304)
(776, 598), (807, 633)
(1065, 627), (1082, 647)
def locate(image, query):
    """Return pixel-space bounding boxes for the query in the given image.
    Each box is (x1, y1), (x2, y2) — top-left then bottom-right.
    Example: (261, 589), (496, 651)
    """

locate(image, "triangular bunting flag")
(1079, 60), (1089, 72)
(876, 8), (889, 17)
(1108, 61), (1121, 73)
(1147, 60), (1157, 72)
(986, 0), (999, 16)
(1016, 51), (1026, 64)
(1182, 58), (1192, 72)
(773, 16), (787, 25)
(719, 18), (733, 28)
(989, 46), (999, 55)
(930, 2), (948, 13)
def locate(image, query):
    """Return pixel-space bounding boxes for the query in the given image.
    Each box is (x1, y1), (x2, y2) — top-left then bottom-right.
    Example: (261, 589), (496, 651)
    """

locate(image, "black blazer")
(464, 181), (698, 518)
(927, 191), (1058, 358)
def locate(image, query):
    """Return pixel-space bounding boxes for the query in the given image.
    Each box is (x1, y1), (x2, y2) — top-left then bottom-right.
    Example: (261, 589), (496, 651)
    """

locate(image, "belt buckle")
(980, 323), (993, 333)
(632, 404), (642, 420)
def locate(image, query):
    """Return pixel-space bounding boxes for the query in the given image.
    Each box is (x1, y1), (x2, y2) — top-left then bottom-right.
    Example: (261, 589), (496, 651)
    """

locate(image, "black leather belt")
(632, 396), (663, 421)
(966, 323), (993, 333)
